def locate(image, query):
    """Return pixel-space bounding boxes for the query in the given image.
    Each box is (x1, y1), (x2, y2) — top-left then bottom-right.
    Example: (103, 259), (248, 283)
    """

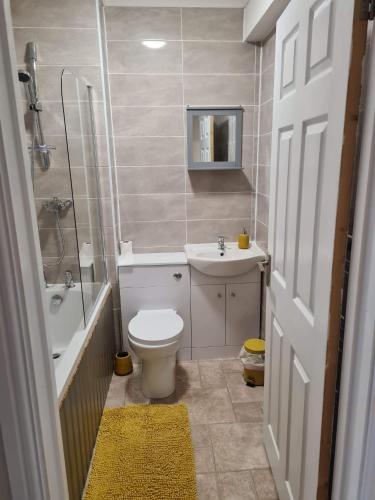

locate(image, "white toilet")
(128, 309), (184, 398)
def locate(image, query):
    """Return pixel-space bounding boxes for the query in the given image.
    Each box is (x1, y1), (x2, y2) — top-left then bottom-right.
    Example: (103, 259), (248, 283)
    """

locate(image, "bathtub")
(45, 282), (111, 401)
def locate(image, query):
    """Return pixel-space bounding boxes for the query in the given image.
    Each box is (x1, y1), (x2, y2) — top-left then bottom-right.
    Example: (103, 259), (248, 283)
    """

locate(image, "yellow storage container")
(241, 338), (265, 386)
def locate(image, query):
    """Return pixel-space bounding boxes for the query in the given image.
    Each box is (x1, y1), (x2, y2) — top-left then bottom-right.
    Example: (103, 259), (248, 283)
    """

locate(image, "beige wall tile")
(112, 107), (183, 137)
(187, 219), (251, 244)
(108, 41), (182, 74)
(39, 227), (78, 257)
(257, 166), (270, 197)
(187, 193), (251, 221)
(183, 42), (253, 74)
(258, 133), (272, 166)
(11, 0), (97, 28)
(121, 220), (186, 247)
(262, 32), (276, 71)
(256, 220), (268, 252)
(182, 8), (243, 41)
(119, 194), (186, 222)
(257, 194), (269, 226)
(114, 137), (185, 166)
(184, 74), (254, 106)
(186, 168), (253, 193)
(116, 166), (185, 195)
(34, 167), (72, 198)
(105, 7), (181, 41)
(261, 64), (275, 104)
(259, 99), (273, 135)
(109, 74), (183, 106)
(14, 28), (100, 66)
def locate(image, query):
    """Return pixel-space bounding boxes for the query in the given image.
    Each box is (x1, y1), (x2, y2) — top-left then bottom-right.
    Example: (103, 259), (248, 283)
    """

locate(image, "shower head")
(18, 69), (31, 83)
(26, 42), (37, 62)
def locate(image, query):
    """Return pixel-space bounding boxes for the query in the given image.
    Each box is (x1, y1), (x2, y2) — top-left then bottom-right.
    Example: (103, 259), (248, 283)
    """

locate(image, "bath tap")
(64, 270), (75, 288)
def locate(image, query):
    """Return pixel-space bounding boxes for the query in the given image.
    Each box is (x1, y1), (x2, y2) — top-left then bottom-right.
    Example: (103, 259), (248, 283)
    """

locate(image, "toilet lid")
(128, 309), (184, 345)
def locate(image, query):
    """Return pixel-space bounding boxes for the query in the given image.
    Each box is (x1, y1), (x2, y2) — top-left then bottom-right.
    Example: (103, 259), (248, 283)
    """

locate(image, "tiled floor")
(105, 359), (279, 500)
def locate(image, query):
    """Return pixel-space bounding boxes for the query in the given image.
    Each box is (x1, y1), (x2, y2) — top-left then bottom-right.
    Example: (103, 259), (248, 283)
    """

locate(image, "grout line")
(108, 72), (257, 76)
(13, 26), (98, 30)
(106, 39), (247, 43)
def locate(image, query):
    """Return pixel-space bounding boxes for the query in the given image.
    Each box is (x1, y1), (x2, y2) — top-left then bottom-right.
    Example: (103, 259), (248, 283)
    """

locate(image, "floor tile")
(199, 360), (226, 388)
(252, 468), (278, 499)
(197, 473), (220, 500)
(233, 402), (263, 423)
(177, 361), (202, 389)
(224, 372), (244, 386)
(216, 471), (257, 500)
(191, 424), (212, 449)
(227, 383), (264, 404)
(184, 387), (236, 425)
(195, 447), (216, 473)
(210, 422), (268, 471)
(221, 358), (243, 373)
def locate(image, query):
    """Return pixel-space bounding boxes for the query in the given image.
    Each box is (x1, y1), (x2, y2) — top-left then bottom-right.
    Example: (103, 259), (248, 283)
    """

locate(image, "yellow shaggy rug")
(84, 404), (197, 500)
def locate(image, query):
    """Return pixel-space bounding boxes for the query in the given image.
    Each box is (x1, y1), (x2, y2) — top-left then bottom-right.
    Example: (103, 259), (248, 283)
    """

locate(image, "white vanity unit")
(118, 243), (266, 360)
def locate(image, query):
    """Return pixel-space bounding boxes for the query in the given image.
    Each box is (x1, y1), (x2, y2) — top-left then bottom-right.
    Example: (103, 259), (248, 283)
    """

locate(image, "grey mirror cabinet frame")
(186, 105), (243, 170)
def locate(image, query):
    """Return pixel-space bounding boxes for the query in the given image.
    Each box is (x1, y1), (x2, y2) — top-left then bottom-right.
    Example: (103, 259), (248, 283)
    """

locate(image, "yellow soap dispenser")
(238, 228), (250, 249)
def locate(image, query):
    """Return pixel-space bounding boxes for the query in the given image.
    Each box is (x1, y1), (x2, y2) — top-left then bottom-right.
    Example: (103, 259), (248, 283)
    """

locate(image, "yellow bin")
(243, 338), (265, 386)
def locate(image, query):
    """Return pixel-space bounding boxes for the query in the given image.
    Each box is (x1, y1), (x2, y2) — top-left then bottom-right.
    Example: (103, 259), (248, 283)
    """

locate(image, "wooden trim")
(317, 1), (368, 497)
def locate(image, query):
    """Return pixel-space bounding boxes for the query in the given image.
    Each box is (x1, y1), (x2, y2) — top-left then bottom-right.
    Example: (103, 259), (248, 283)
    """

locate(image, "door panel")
(264, 0), (358, 498)
(191, 285), (225, 347)
(225, 283), (259, 346)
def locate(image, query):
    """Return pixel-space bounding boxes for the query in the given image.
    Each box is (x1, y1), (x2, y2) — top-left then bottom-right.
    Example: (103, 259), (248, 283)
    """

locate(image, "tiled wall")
(255, 32), (275, 253)
(104, 7), (259, 252)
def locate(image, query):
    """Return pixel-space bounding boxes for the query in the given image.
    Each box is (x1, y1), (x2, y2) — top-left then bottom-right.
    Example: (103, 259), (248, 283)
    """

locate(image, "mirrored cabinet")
(186, 106), (243, 170)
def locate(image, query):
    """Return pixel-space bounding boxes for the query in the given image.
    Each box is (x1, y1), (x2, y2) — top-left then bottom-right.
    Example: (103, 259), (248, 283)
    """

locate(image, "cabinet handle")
(231, 292), (236, 297)
(217, 293), (222, 298)
(173, 272), (182, 280)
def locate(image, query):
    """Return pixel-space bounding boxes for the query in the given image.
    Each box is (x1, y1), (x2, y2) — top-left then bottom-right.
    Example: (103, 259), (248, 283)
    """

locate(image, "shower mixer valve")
(43, 197), (72, 213)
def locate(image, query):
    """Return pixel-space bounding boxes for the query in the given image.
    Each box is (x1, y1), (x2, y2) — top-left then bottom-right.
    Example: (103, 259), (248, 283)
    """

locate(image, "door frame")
(332, 22), (375, 500)
(0, 1), (68, 498)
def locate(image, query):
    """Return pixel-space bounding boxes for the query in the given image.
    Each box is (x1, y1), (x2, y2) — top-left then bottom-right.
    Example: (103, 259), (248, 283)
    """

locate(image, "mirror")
(187, 107), (243, 170)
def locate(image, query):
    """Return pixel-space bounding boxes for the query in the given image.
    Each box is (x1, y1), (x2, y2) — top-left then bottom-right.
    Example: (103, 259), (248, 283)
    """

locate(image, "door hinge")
(361, 0), (375, 20)
(258, 253), (271, 287)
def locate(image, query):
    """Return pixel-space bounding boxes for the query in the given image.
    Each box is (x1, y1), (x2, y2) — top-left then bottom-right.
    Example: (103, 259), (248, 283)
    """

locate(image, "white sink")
(184, 242), (266, 277)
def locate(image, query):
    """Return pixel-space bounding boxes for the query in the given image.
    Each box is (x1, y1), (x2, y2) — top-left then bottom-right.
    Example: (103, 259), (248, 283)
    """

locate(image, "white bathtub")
(45, 283), (110, 401)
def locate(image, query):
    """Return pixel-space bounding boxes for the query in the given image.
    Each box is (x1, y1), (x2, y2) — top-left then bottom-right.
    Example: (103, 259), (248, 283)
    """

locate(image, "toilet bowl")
(128, 309), (184, 398)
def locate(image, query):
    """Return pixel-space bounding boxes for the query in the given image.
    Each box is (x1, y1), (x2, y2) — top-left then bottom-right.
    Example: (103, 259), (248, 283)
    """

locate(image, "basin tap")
(218, 236), (225, 252)
(64, 270), (75, 288)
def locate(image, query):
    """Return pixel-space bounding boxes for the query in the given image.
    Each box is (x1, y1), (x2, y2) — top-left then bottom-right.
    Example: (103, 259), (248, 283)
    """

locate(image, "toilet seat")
(128, 309), (183, 347)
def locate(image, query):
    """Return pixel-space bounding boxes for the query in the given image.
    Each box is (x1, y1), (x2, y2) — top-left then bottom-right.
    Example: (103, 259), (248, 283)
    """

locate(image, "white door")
(264, 1), (359, 498)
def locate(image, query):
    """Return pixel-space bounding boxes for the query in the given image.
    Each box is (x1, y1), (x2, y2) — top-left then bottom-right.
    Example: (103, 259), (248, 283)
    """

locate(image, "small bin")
(239, 338), (265, 386)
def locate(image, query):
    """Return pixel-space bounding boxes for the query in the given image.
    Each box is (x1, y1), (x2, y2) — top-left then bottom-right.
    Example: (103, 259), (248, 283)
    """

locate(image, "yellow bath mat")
(84, 404), (197, 500)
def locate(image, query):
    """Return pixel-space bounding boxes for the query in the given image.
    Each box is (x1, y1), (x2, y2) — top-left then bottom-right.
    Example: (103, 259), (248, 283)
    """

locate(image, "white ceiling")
(103, 1), (249, 8)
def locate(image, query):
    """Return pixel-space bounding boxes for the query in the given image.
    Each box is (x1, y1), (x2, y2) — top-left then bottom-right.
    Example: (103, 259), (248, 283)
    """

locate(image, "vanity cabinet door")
(191, 285), (225, 347)
(226, 283), (260, 346)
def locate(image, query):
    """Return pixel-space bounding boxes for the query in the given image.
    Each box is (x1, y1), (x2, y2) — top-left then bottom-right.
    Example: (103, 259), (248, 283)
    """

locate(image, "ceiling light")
(142, 40), (166, 49)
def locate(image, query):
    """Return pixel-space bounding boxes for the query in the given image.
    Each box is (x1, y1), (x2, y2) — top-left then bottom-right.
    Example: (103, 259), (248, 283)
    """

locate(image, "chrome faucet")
(218, 236), (225, 252)
(64, 270), (75, 288)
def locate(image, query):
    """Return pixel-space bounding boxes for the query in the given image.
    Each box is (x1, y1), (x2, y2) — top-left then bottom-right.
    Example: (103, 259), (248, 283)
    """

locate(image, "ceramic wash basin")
(184, 242), (266, 277)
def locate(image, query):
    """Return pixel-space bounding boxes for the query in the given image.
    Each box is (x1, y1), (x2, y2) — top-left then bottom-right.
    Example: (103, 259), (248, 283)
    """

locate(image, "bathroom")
(1, 0), (375, 499)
